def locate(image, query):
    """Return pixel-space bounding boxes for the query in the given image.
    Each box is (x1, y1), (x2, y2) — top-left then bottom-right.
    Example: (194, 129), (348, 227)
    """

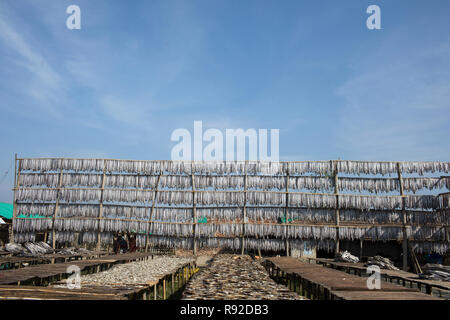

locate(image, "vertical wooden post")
(285, 168), (290, 256)
(397, 162), (408, 271)
(171, 273), (175, 295)
(241, 161), (247, 255)
(333, 161), (340, 257)
(359, 239), (363, 261)
(146, 174), (162, 252)
(52, 162), (64, 249)
(10, 154), (19, 243)
(191, 163), (197, 255)
(163, 278), (166, 299)
(97, 160), (107, 252)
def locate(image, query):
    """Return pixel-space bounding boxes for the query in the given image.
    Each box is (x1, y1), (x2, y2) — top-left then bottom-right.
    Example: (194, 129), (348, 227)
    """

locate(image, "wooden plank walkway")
(263, 257), (442, 300)
(0, 252), (108, 270)
(307, 258), (450, 297)
(0, 285), (130, 300)
(0, 252), (154, 286)
(0, 260), (198, 300)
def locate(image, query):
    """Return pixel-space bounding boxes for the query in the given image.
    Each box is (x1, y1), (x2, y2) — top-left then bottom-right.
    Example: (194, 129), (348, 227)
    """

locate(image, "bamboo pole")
(333, 160), (340, 257)
(51, 163), (64, 249)
(191, 164), (197, 255)
(10, 154), (18, 243)
(96, 160), (107, 252)
(19, 157), (440, 166)
(285, 168), (290, 256)
(397, 162), (409, 271)
(241, 161), (247, 255)
(163, 278), (166, 299)
(359, 239), (363, 261)
(146, 174), (162, 252)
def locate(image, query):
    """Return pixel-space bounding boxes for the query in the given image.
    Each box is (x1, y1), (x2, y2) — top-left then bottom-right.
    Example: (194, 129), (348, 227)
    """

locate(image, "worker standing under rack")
(128, 234), (137, 253)
(113, 233), (121, 254)
(119, 233), (129, 253)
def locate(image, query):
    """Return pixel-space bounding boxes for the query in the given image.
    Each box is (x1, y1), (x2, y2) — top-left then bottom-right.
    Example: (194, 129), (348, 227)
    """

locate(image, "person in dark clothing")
(119, 235), (128, 253)
(113, 234), (121, 254)
(128, 234), (137, 253)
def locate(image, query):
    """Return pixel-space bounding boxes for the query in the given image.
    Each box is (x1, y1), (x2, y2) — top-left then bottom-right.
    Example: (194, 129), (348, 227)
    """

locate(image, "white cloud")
(0, 6), (65, 116)
(334, 31), (450, 161)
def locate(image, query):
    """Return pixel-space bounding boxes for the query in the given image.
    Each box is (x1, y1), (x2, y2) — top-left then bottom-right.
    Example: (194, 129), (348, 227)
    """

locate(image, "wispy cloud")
(0, 5), (65, 117)
(334, 29), (450, 161)
(99, 95), (154, 128)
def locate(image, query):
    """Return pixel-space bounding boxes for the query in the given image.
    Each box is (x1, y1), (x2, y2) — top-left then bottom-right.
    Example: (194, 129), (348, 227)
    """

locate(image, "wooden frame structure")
(10, 158), (450, 262)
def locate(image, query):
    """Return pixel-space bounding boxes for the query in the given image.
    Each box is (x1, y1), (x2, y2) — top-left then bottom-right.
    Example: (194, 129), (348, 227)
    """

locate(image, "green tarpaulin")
(0, 203), (46, 219)
(0, 203), (13, 219)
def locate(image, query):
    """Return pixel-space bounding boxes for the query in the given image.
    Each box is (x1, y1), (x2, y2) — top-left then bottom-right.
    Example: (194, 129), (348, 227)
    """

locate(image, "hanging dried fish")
(13, 157), (450, 254)
(16, 203), (54, 217)
(410, 242), (448, 254)
(289, 193), (336, 208)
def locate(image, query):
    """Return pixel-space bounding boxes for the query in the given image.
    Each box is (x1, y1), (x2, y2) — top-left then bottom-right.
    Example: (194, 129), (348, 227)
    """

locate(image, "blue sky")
(0, 0), (449, 202)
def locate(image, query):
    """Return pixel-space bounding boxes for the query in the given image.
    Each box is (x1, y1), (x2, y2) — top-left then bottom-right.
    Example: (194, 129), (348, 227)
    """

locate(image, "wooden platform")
(307, 257), (450, 296)
(0, 252), (108, 270)
(0, 252), (154, 286)
(264, 257), (442, 300)
(0, 260), (197, 300)
(331, 291), (443, 300)
(0, 285), (132, 300)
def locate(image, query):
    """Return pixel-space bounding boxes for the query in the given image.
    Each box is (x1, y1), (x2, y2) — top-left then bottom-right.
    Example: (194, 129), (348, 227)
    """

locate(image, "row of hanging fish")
(338, 177), (448, 193)
(289, 193), (440, 210)
(19, 158), (450, 175)
(11, 228), (447, 254)
(12, 217), (149, 233)
(150, 222), (193, 237)
(14, 203), (448, 226)
(15, 203), (149, 219)
(153, 207), (193, 221)
(15, 203), (446, 225)
(147, 236), (336, 252)
(410, 242), (448, 254)
(18, 172), (450, 194)
(12, 216), (447, 241)
(339, 209), (449, 225)
(16, 188), (441, 209)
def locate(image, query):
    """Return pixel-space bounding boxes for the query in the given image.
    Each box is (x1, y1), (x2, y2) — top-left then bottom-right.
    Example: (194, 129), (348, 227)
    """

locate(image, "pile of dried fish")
(365, 255), (399, 270)
(182, 254), (303, 300)
(335, 250), (359, 263)
(4, 241), (54, 257)
(23, 241), (53, 255)
(419, 264), (450, 281)
(57, 247), (78, 255)
(77, 256), (194, 287)
(4, 243), (25, 254)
